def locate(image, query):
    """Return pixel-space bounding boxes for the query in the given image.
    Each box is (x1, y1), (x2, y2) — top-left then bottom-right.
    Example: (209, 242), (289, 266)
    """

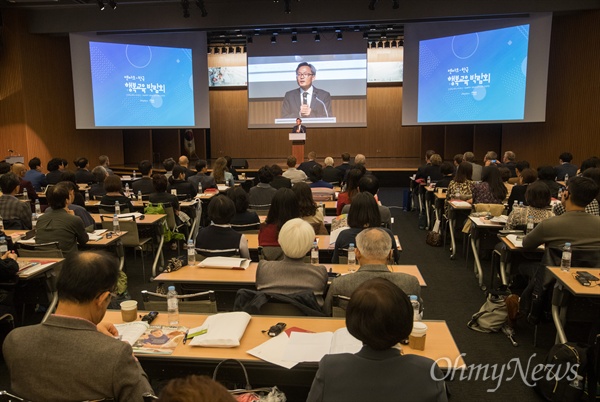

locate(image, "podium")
(289, 133), (306, 165)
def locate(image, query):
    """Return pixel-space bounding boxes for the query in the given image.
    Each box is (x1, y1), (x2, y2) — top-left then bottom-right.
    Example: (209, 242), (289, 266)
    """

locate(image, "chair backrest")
(100, 215), (142, 247)
(230, 222), (261, 232)
(331, 294), (351, 317)
(98, 204), (131, 214)
(141, 290), (217, 313)
(17, 242), (64, 258)
(249, 203), (270, 212)
(258, 246), (284, 261)
(147, 202), (176, 230)
(259, 300), (306, 316)
(542, 247), (600, 268)
(311, 187), (335, 202)
(474, 203), (506, 216)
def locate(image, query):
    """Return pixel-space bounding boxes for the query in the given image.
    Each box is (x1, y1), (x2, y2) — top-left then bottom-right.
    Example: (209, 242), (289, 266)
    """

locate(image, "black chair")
(2, 219), (27, 230)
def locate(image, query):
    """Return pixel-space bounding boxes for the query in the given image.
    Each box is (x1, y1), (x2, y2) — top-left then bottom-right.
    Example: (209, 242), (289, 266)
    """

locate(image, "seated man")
(187, 159), (217, 192)
(132, 160), (155, 195)
(298, 151), (321, 177)
(89, 166), (109, 199)
(322, 156), (343, 184)
(249, 166), (277, 209)
(24, 157), (47, 192)
(269, 164), (292, 190)
(282, 155), (307, 184)
(308, 165), (334, 189)
(45, 181), (96, 232)
(324, 227), (420, 315)
(3, 250), (155, 401)
(74, 157), (96, 184)
(36, 183), (89, 255)
(0, 173), (32, 229)
(168, 165), (197, 199)
(341, 174), (392, 228)
(45, 157), (66, 185)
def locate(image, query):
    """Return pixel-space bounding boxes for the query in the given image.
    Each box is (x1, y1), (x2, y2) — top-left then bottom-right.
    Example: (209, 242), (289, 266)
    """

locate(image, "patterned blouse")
(447, 180), (474, 199)
(472, 182), (504, 205)
(506, 206), (555, 229)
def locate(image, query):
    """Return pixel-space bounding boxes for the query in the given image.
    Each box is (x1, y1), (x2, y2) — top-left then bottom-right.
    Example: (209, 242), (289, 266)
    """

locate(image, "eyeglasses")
(296, 73), (314, 78)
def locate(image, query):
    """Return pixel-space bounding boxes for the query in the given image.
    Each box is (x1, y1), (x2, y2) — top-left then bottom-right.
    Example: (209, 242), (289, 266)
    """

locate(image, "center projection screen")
(70, 32), (210, 129)
(247, 32), (367, 129)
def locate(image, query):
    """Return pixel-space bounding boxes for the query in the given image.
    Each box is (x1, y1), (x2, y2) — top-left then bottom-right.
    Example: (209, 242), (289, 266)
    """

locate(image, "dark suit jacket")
(45, 170), (63, 185)
(322, 166), (343, 184)
(271, 175), (292, 190)
(281, 87), (332, 118)
(188, 173), (217, 190)
(75, 168), (95, 184)
(298, 160), (320, 177)
(554, 163), (578, 181)
(307, 346), (447, 402)
(132, 177), (155, 195)
(292, 124), (307, 133)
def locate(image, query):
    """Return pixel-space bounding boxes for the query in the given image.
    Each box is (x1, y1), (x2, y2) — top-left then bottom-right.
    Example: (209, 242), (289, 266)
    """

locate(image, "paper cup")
(409, 322), (428, 351)
(120, 300), (138, 322)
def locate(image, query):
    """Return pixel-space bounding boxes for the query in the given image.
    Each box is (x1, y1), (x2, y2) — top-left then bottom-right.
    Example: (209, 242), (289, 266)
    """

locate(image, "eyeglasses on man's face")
(296, 73), (314, 78)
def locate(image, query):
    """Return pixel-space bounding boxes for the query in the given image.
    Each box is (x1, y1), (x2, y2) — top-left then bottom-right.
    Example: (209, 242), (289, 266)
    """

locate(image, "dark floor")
(2, 187), (587, 400)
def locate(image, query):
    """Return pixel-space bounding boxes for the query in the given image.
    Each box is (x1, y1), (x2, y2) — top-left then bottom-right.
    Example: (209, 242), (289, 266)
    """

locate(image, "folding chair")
(331, 294), (351, 317)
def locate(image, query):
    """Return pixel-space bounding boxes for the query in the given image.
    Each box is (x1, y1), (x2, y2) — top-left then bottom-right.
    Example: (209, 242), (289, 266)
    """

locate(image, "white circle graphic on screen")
(471, 86), (486, 101)
(451, 33), (479, 60)
(126, 45), (153, 68)
(521, 57), (528, 76)
(150, 95), (163, 108)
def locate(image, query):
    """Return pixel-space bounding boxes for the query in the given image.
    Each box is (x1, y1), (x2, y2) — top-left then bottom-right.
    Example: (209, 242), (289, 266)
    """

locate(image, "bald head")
(356, 228), (392, 262)
(355, 154), (366, 166)
(178, 156), (189, 167)
(11, 163), (27, 178)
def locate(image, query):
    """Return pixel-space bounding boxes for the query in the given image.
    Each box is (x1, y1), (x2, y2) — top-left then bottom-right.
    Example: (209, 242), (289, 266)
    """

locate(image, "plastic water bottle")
(518, 201), (525, 222)
(113, 214), (120, 234)
(132, 170), (137, 179)
(526, 215), (534, 234)
(0, 237), (7, 254)
(114, 200), (120, 215)
(564, 173), (569, 185)
(85, 189), (90, 202)
(34, 199), (41, 215)
(347, 243), (356, 272)
(512, 200), (518, 212)
(561, 242), (572, 272)
(427, 176), (431, 186)
(31, 213), (37, 230)
(137, 191), (142, 202)
(187, 239), (196, 265)
(410, 295), (421, 322)
(311, 241), (319, 264)
(124, 183), (130, 197)
(198, 183), (203, 194)
(167, 286), (179, 325)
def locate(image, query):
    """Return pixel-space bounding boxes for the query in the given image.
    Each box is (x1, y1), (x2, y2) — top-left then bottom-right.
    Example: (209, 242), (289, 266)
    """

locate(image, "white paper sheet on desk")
(198, 257), (251, 269)
(246, 333), (298, 369)
(117, 212), (142, 219)
(490, 215), (508, 224)
(329, 227), (349, 245)
(217, 184), (230, 192)
(506, 234), (545, 250)
(450, 201), (472, 208)
(189, 312), (251, 347)
(88, 230), (108, 241)
(282, 329), (362, 362)
(17, 237), (36, 245)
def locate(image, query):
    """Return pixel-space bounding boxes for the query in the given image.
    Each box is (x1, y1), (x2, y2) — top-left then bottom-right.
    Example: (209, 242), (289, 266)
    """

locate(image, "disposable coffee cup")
(120, 300), (138, 322)
(409, 322), (428, 351)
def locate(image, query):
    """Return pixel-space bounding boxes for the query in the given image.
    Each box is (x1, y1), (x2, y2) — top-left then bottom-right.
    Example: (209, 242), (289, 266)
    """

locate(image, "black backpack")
(536, 342), (588, 401)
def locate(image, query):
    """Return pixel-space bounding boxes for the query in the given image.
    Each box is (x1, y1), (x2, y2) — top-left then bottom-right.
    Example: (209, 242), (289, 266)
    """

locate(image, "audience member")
(453, 153), (463, 168)
(554, 152), (578, 181)
(419, 153), (443, 182)
(282, 155), (308, 184)
(45, 157), (65, 185)
(89, 166), (109, 199)
(36, 183), (89, 255)
(74, 157), (96, 184)
(178, 155), (195, 179)
(322, 157), (343, 184)
(336, 168), (364, 215)
(11, 162), (37, 202)
(149, 174), (180, 212)
(308, 277), (445, 402)
(332, 192), (399, 264)
(510, 160), (531, 185)
(211, 157), (234, 187)
(298, 151), (321, 176)
(168, 165), (197, 199)
(24, 157), (47, 192)
(483, 151), (500, 167)
(132, 160), (155, 195)
(249, 166), (277, 209)
(507, 168), (538, 211)
(463, 151), (482, 181)
(98, 155), (114, 175)
(0, 173), (32, 229)
(258, 188), (300, 247)
(157, 375), (234, 402)
(447, 162), (474, 201)
(335, 152), (352, 179)
(415, 150), (435, 180)
(553, 167), (600, 216)
(498, 166), (513, 203)
(224, 155), (239, 180)
(0, 161), (10, 177)
(505, 181), (554, 229)
(293, 182), (325, 234)
(59, 170), (86, 207)
(3, 250), (154, 401)
(196, 195), (249, 259)
(227, 186), (260, 231)
(502, 151), (517, 177)
(269, 164), (292, 190)
(326, 227), (417, 314)
(188, 159), (217, 191)
(52, 181), (95, 231)
(308, 165), (334, 189)
(471, 166), (507, 204)
(579, 157), (600, 174)
(436, 162), (455, 188)
(163, 157), (176, 180)
(256, 218), (328, 305)
(537, 165), (561, 198)
(354, 154), (367, 169)
(341, 174), (392, 227)
(101, 175), (134, 212)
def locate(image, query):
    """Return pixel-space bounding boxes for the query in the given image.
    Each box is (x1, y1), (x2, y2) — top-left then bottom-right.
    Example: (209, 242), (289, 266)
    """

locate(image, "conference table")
(102, 310), (465, 395)
(446, 200), (473, 260)
(467, 216), (505, 289)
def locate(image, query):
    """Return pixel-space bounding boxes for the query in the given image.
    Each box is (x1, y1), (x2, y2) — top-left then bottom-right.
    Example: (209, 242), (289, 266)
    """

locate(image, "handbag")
(212, 359), (286, 402)
(426, 219), (442, 247)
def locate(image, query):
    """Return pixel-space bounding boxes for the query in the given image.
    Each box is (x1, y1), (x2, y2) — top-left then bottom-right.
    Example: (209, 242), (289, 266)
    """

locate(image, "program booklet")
(115, 321), (188, 355)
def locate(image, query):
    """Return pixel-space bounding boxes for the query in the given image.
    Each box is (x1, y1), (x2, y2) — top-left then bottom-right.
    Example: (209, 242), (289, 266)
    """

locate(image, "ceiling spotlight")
(271, 35), (277, 44)
(181, 0), (190, 18)
(97, 0), (105, 10)
(108, 0), (116, 9)
(291, 34), (297, 43)
(196, 0), (207, 17)
(392, 0), (399, 9)
(368, 0), (377, 10)
(337, 32), (343, 41)
(314, 34), (321, 42)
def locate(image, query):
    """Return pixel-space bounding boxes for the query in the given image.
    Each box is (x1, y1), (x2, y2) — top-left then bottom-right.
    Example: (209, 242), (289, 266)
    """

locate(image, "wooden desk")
(4, 229), (32, 242)
(468, 216), (504, 289)
(102, 311), (464, 387)
(155, 262), (426, 287)
(546, 267), (600, 344)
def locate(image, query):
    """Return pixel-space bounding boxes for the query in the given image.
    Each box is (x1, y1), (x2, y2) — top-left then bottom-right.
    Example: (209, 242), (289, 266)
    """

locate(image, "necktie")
(302, 92), (308, 105)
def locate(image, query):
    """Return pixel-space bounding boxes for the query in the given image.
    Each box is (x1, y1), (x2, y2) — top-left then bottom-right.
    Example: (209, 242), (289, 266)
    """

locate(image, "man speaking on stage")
(292, 118), (306, 133)
(281, 62), (333, 119)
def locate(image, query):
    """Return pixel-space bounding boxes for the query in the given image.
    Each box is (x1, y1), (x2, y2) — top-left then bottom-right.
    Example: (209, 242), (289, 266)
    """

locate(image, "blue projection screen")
(417, 25), (529, 123)
(90, 42), (194, 127)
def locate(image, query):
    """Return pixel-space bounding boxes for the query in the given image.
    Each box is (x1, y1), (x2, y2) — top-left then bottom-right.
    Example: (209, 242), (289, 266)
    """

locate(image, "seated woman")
(227, 186), (260, 232)
(336, 168), (364, 216)
(293, 182), (325, 234)
(332, 192), (399, 264)
(255, 218), (328, 305)
(435, 162), (454, 189)
(211, 157), (234, 188)
(498, 166), (514, 204)
(507, 168), (537, 212)
(99, 175), (134, 213)
(447, 162), (473, 201)
(470, 166), (507, 205)
(307, 277), (447, 402)
(195, 195), (249, 259)
(505, 181), (554, 229)
(258, 188), (300, 247)
(168, 165), (197, 199)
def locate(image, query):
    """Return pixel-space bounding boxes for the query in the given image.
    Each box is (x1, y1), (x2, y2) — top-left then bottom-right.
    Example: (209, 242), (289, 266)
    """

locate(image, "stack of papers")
(189, 312), (251, 347)
(450, 200), (472, 208)
(88, 229), (108, 241)
(198, 257), (251, 269)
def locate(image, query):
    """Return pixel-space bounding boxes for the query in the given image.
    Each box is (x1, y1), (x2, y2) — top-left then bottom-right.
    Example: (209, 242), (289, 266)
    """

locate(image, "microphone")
(302, 92), (308, 105)
(313, 96), (329, 118)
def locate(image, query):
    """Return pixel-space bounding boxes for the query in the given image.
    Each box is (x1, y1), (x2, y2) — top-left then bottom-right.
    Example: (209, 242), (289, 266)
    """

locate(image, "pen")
(183, 330), (189, 345)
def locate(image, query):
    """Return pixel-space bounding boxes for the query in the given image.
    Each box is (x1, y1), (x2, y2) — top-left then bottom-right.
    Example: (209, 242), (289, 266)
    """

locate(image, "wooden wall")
(0, 10), (124, 172)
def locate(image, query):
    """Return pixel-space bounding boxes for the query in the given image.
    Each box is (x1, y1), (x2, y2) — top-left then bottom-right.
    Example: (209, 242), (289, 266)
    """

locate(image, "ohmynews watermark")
(431, 353), (580, 393)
